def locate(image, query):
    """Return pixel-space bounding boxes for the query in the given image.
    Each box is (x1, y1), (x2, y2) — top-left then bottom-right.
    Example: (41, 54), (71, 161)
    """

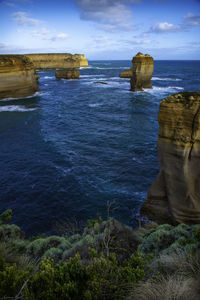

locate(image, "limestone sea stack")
(55, 68), (80, 79)
(25, 53), (88, 69)
(0, 55), (39, 100)
(141, 92), (200, 225)
(130, 52), (154, 91)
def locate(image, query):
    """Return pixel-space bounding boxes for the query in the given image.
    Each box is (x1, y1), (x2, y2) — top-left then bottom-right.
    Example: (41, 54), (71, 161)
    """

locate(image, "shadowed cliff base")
(141, 91), (200, 225)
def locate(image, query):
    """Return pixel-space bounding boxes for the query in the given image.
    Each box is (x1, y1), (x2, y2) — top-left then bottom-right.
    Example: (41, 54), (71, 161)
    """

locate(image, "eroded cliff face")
(130, 52), (154, 91)
(25, 53), (88, 69)
(141, 92), (200, 224)
(0, 55), (39, 100)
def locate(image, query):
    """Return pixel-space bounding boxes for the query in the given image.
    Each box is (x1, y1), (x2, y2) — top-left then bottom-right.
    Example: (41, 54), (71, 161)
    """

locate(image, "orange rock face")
(0, 55), (39, 100)
(141, 92), (200, 224)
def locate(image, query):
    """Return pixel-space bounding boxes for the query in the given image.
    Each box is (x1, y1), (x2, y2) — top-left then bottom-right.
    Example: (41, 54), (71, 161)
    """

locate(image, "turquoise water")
(0, 60), (200, 235)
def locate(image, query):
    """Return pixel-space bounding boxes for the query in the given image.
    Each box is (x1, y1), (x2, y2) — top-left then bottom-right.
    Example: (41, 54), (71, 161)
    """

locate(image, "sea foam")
(0, 105), (37, 112)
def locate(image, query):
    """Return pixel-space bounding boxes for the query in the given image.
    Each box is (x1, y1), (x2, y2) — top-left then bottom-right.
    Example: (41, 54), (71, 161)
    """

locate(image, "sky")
(0, 0), (200, 60)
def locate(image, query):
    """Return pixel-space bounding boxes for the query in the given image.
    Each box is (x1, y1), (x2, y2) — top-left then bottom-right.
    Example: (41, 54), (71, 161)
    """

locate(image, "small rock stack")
(55, 68), (80, 79)
(130, 52), (154, 91)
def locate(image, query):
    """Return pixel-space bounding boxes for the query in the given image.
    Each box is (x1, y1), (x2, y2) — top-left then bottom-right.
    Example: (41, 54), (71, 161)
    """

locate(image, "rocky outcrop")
(141, 92), (200, 225)
(55, 68), (80, 79)
(25, 53), (88, 69)
(0, 55), (39, 100)
(119, 68), (132, 78)
(93, 81), (108, 85)
(130, 52), (154, 91)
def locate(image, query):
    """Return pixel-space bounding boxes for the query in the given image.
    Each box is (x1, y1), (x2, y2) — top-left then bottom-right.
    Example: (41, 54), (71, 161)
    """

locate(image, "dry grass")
(127, 274), (200, 300)
(0, 242), (37, 270)
(127, 249), (200, 300)
(150, 249), (200, 278)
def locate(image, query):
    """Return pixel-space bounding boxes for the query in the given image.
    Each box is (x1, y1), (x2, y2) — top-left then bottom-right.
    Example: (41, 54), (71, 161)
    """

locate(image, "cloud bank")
(74, 0), (138, 31)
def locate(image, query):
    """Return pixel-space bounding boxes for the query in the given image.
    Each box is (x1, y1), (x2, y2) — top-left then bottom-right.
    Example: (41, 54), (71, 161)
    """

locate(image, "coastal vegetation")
(0, 209), (199, 299)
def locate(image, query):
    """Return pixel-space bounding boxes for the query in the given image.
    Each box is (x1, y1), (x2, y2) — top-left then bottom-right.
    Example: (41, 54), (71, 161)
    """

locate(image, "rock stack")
(141, 92), (200, 224)
(55, 68), (80, 79)
(130, 52), (154, 91)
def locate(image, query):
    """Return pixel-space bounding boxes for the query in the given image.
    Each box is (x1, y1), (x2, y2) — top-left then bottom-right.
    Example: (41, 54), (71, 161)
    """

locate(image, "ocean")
(0, 60), (200, 236)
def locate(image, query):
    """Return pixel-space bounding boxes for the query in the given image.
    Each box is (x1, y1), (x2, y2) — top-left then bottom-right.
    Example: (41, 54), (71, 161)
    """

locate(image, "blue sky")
(0, 0), (200, 59)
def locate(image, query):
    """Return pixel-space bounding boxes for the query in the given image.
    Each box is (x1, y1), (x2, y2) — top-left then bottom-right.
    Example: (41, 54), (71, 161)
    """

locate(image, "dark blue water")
(0, 60), (200, 235)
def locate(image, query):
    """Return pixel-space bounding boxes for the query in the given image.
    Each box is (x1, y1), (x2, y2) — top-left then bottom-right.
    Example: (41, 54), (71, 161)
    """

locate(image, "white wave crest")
(144, 86), (184, 93)
(80, 75), (106, 78)
(152, 77), (182, 81)
(88, 103), (103, 108)
(44, 76), (54, 79)
(0, 105), (37, 112)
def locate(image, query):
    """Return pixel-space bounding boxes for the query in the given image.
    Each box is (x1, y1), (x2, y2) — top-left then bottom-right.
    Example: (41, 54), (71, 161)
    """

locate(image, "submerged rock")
(130, 52), (154, 91)
(141, 91), (200, 224)
(0, 55), (39, 100)
(55, 68), (80, 79)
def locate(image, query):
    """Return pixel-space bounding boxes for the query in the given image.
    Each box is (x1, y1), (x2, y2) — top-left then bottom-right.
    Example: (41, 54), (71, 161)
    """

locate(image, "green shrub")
(27, 254), (89, 300)
(0, 224), (24, 242)
(139, 224), (200, 255)
(0, 209), (12, 225)
(0, 254), (30, 298)
(86, 251), (150, 300)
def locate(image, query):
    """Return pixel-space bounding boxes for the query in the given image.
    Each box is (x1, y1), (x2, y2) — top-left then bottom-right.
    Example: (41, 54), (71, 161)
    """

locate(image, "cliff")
(130, 52), (154, 91)
(0, 55), (39, 100)
(141, 91), (200, 224)
(25, 53), (88, 69)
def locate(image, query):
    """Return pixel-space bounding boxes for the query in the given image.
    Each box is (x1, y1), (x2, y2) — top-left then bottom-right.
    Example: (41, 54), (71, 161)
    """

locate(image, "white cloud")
(56, 33), (68, 39)
(184, 13), (200, 26)
(31, 28), (69, 41)
(92, 35), (109, 42)
(150, 22), (180, 33)
(74, 0), (137, 31)
(12, 11), (42, 26)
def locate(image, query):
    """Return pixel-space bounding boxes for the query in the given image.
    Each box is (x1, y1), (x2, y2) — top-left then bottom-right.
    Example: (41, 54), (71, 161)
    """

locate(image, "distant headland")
(0, 53), (88, 100)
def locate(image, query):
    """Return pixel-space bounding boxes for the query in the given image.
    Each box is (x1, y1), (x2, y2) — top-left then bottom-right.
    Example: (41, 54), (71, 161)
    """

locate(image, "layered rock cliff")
(0, 55), (39, 100)
(141, 91), (200, 224)
(25, 53), (88, 69)
(130, 52), (154, 91)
